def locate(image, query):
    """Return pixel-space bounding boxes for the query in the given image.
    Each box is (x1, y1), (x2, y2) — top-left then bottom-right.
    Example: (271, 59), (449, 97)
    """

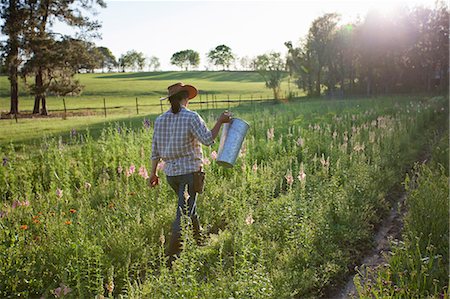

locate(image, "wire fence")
(2, 92), (302, 121)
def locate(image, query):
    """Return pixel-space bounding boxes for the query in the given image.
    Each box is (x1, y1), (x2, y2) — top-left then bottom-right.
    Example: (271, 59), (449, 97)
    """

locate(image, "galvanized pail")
(217, 118), (250, 168)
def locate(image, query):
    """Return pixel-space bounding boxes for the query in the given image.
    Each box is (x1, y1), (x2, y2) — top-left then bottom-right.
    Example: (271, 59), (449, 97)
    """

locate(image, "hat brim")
(160, 85), (198, 101)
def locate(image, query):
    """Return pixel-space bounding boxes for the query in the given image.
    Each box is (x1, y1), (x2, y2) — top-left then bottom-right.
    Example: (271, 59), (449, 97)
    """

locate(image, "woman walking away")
(149, 82), (231, 266)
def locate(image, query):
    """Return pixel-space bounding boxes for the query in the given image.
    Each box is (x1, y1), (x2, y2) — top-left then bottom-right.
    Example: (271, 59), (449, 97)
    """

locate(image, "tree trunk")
(7, 0), (19, 115)
(41, 96), (48, 115)
(33, 68), (43, 114)
(8, 51), (19, 115)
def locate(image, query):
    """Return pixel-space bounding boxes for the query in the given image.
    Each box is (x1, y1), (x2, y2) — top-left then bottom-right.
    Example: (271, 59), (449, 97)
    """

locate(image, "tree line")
(285, 3), (449, 97)
(1, 1), (448, 116)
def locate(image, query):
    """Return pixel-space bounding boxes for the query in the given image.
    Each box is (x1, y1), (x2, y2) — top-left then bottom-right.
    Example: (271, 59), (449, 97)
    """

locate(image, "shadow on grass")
(96, 71), (264, 83)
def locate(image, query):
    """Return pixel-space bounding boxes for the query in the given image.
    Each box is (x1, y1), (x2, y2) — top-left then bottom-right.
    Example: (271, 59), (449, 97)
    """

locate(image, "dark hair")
(169, 91), (189, 114)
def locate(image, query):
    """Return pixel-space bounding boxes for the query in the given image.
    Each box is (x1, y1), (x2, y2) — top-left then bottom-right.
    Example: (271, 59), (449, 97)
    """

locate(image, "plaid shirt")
(151, 107), (214, 176)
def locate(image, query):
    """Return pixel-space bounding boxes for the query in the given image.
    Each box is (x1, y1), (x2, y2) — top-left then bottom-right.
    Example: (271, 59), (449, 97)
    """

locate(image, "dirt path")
(329, 133), (438, 299)
(331, 191), (407, 299)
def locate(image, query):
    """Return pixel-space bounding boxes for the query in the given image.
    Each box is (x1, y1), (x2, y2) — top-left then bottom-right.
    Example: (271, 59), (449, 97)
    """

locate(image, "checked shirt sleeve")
(190, 113), (214, 146)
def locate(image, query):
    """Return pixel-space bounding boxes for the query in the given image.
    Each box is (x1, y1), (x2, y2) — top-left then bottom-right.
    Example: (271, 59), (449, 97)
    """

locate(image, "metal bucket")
(217, 118), (250, 168)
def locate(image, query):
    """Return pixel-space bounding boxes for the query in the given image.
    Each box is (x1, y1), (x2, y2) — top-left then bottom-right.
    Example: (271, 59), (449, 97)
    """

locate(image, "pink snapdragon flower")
(138, 166), (149, 179)
(210, 151), (218, 160)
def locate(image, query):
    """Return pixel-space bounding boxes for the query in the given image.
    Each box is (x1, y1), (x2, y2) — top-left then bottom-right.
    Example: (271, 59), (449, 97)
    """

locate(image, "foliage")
(286, 3), (449, 97)
(170, 49), (200, 71)
(355, 161), (449, 298)
(252, 52), (286, 100)
(118, 50), (146, 72)
(0, 96), (447, 297)
(207, 45), (235, 71)
(96, 47), (117, 72)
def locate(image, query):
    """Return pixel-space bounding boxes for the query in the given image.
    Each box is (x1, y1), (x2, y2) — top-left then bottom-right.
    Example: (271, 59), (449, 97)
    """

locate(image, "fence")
(1, 91), (302, 120)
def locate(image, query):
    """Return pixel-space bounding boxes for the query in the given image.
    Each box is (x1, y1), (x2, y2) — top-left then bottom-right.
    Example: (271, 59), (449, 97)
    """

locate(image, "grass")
(1, 95), (447, 298)
(0, 71), (301, 112)
(0, 71), (302, 146)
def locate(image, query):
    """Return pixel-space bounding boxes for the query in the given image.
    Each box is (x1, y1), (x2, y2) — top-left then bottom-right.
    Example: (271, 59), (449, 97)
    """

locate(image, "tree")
(0, 0), (28, 115)
(285, 40), (315, 96)
(252, 52), (286, 100)
(207, 44), (235, 70)
(148, 56), (160, 71)
(170, 49), (200, 71)
(306, 13), (340, 96)
(18, 0), (106, 115)
(96, 47), (117, 72)
(118, 50), (146, 72)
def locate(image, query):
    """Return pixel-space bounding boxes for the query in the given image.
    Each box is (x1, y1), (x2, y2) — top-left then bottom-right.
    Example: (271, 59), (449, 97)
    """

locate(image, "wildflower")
(297, 164), (306, 182)
(252, 162), (258, 173)
(320, 154), (329, 168)
(285, 170), (294, 187)
(129, 164), (136, 175)
(267, 127), (274, 140)
(84, 182), (92, 190)
(159, 232), (165, 245)
(245, 213), (254, 225)
(117, 127), (122, 134)
(157, 161), (165, 171)
(12, 200), (20, 209)
(202, 157), (211, 166)
(20, 224), (28, 230)
(53, 284), (71, 298)
(117, 165), (123, 174)
(210, 150), (218, 160)
(65, 220), (72, 225)
(239, 143), (247, 157)
(70, 128), (77, 138)
(296, 137), (304, 147)
(143, 118), (151, 129)
(2, 157), (7, 166)
(33, 219), (41, 224)
(138, 166), (149, 179)
(105, 280), (115, 294)
(0, 211), (6, 218)
(125, 169), (131, 177)
(69, 209), (77, 214)
(332, 131), (337, 139)
(22, 200), (30, 207)
(184, 189), (190, 201)
(56, 188), (63, 198)
(353, 142), (365, 152)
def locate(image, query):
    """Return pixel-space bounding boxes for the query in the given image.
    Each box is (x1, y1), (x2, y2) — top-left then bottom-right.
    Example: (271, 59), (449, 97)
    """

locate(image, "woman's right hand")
(218, 110), (232, 124)
(148, 174), (159, 188)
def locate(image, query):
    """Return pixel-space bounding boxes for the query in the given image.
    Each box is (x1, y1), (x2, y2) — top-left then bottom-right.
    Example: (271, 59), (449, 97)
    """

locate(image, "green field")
(0, 72), (448, 298)
(0, 71), (301, 145)
(0, 91), (448, 297)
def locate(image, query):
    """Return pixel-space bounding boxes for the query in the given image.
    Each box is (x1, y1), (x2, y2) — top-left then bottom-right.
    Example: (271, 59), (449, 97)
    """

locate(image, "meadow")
(0, 83), (448, 298)
(0, 71), (301, 145)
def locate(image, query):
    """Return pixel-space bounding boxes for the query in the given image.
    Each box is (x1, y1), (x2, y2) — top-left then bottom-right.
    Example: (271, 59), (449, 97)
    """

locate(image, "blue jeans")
(166, 173), (201, 257)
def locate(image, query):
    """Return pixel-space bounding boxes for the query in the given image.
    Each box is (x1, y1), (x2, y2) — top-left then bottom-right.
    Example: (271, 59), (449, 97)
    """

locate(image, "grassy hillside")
(0, 71), (302, 145)
(0, 71), (301, 113)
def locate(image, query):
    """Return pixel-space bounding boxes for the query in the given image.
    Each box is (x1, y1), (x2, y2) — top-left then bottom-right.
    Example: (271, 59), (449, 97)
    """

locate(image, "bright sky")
(76, 0), (436, 70)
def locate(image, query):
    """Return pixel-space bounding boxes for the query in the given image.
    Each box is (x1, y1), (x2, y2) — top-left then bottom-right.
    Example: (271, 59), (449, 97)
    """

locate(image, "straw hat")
(160, 82), (198, 101)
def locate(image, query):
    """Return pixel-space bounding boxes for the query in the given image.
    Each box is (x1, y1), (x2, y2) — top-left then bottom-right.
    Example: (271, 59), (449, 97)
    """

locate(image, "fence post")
(135, 97), (139, 114)
(239, 95), (241, 106)
(63, 97), (67, 119)
(200, 94), (202, 109)
(206, 93), (209, 109)
(103, 98), (107, 118)
(160, 99), (163, 113)
(227, 95), (230, 110)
